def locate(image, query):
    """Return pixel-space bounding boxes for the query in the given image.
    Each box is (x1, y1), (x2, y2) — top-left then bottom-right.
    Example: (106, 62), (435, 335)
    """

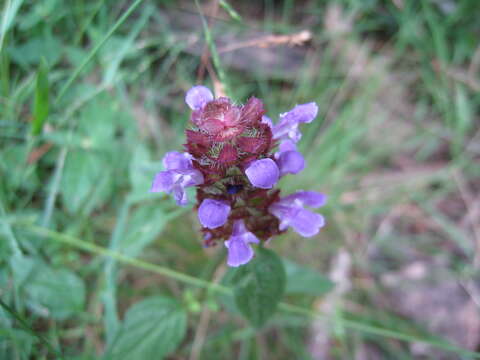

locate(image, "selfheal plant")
(151, 85), (326, 267)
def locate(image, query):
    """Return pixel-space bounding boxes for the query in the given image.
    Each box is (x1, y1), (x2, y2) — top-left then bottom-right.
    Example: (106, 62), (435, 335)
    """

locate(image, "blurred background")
(1, 0), (480, 359)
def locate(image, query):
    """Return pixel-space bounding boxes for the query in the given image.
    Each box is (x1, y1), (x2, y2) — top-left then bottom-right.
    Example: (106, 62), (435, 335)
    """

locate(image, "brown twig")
(218, 30), (312, 53)
(27, 143), (53, 164)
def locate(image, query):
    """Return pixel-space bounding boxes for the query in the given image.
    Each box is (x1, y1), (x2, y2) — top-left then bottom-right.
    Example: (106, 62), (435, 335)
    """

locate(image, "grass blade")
(55, 0), (146, 104)
(31, 59), (49, 136)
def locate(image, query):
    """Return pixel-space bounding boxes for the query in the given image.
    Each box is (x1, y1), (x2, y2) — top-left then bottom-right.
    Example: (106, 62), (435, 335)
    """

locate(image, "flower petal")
(272, 103), (318, 143)
(245, 158), (279, 189)
(231, 220), (259, 244)
(150, 171), (175, 193)
(261, 115), (273, 128)
(225, 236), (255, 267)
(272, 120), (302, 143)
(280, 102), (318, 124)
(277, 150), (305, 176)
(177, 169), (204, 187)
(185, 85), (214, 110)
(172, 185), (188, 206)
(283, 191), (327, 208)
(289, 208), (325, 237)
(278, 140), (297, 153)
(198, 199), (231, 229)
(162, 151), (192, 170)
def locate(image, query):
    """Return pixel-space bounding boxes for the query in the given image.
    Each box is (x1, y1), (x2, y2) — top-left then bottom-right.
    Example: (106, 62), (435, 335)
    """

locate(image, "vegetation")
(1, 0), (479, 358)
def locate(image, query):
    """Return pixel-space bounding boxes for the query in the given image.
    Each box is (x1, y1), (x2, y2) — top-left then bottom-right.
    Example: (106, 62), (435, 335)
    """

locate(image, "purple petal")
(162, 151), (192, 170)
(172, 185), (188, 206)
(269, 204), (325, 237)
(280, 102), (318, 124)
(288, 208), (325, 237)
(225, 236), (255, 267)
(268, 203), (292, 228)
(176, 169), (204, 187)
(150, 171), (175, 193)
(245, 158), (279, 189)
(278, 140), (297, 153)
(225, 220), (259, 267)
(232, 220), (248, 236)
(185, 85), (214, 110)
(276, 150), (305, 176)
(272, 120), (302, 143)
(198, 199), (231, 229)
(261, 115), (273, 128)
(283, 191), (327, 208)
(272, 102), (318, 143)
(231, 221), (260, 245)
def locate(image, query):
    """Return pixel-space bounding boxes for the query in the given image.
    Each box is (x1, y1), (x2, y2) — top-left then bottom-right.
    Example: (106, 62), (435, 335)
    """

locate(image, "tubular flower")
(151, 85), (326, 266)
(150, 151), (204, 206)
(269, 191), (326, 237)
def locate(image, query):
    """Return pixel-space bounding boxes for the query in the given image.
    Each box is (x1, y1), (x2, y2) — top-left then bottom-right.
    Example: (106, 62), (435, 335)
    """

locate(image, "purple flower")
(269, 191), (326, 237)
(245, 158), (279, 189)
(275, 140), (305, 176)
(272, 102), (318, 143)
(225, 220), (260, 267)
(185, 85), (214, 110)
(198, 199), (231, 229)
(151, 151), (204, 206)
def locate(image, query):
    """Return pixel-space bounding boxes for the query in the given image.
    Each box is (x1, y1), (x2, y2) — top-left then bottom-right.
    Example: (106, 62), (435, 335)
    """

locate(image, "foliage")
(1, 0), (479, 358)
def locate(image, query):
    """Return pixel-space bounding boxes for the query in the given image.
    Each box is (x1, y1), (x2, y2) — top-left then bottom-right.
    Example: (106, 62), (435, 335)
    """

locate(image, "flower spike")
(152, 85), (325, 266)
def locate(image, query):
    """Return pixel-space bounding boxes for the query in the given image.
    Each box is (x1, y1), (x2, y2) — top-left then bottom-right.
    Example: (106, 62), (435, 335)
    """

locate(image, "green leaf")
(283, 258), (334, 296)
(31, 59), (49, 135)
(232, 247), (286, 328)
(7, 35), (62, 67)
(106, 296), (187, 360)
(119, 203), (182, 257)
(20, 260), (85, 319)
(61, 151), (113, 214)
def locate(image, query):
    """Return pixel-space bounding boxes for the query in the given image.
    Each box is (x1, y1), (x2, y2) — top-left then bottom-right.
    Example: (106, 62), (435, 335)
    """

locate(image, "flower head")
(152, 85), (325, 266)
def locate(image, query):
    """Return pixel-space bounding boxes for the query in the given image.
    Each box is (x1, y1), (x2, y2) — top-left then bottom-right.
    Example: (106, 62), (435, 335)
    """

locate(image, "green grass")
(1, 0), (480, 359)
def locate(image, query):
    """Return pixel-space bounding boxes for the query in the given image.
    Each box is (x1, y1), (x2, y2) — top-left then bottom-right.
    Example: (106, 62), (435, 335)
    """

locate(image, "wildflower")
(271, 102), (318, 143)
(151, 85), (326, 266)
(151, 151), (203, 206)
(269, 191), (326, 237)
